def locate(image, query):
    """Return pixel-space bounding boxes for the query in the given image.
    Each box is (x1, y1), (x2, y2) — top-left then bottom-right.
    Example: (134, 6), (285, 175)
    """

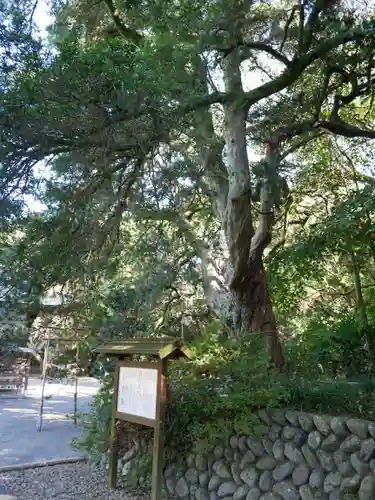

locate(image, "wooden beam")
(151, 359), (167, 500)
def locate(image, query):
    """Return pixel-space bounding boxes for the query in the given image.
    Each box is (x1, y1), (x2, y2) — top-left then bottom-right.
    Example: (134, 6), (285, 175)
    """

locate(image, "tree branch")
(133, 207), (230, 317)
(249, 141), (280, 263)
(222, 41), (291, 66)
(246, 42), (291, 66)
(29, 0), (39, 27)
(280, 5), (300, 53)
(132, 208), (208, 256)
(250, 179), (274, 262)
(280, 129), (323, 160)
(316, 120), (375, 138)
(131, 26), (372, 117)
(297, 1), (305, 52)
(300, 0), (329, 53)
(337, 145), (375, 186)
(54, 25), (367, 132)
(102, 0), (143, 46)
(297, 26), (368, 68)
(2, 19), (373, 196)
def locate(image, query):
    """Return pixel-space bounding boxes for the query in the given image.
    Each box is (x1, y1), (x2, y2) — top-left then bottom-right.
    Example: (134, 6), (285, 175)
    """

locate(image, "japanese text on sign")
(117, 366), (158, 420)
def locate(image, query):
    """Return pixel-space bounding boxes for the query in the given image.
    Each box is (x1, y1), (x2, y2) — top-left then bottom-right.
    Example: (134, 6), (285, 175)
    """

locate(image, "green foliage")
(165, 326), (290, 454)
(285, 377), (375, 422)
(125, 453), (152, 489)
(285, 318), (375, 378)
(0, 321), (29, 355)
(71, 373), (114, 462)
(73, 324), (291, 460)
(72, 321), (375, 466)
(282, 317), (375, 422)
(2, 0), (375, 360)
(4, 0), (375, 474)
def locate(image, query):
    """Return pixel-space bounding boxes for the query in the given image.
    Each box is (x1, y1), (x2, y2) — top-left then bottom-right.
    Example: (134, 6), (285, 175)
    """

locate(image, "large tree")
(2, 0), (375, 367)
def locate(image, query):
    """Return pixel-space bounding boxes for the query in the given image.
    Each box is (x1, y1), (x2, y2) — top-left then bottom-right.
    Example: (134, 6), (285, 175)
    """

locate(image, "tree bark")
(350, 250), (368, 329)
(220, 51), (285, 369)
(229, 258), (285, 369)
(165, 52), (285, 368)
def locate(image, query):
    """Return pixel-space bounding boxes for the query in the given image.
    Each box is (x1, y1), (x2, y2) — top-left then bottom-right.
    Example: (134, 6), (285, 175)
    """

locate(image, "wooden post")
(108, 406), (119, 488)
(24, 358), (31, 393)
(151, 359), (167, 500)
(73, 373), (78, 426)
(108, 363), (120, 489)
(37, 333), (50, 432)
(73, 344), (79, 426)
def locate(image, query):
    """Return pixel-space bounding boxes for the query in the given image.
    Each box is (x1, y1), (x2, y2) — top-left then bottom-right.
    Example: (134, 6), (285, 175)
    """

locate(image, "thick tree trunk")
(220, 50), (285, 369)
(189, 52), (284, 368)
(230, 257), (285, 369)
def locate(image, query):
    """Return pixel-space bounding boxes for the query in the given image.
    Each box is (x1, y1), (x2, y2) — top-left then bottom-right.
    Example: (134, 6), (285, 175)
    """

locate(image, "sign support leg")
(37, 333), (50, 432)
(151, 359), (167, 500)
(73, 375), (78, 426)
(73, 344), (79, 426)
(108, 397), (119, 488)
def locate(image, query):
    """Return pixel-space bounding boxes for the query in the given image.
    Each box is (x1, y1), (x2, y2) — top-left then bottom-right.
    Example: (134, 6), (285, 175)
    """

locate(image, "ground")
(0, 376), (99, 468)
(0, 462), (145, 499)
(0, 377), (144, 499)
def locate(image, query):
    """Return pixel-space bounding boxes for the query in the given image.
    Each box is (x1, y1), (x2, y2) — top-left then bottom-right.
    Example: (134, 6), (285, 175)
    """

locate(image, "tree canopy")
(1, 0), (375, 376)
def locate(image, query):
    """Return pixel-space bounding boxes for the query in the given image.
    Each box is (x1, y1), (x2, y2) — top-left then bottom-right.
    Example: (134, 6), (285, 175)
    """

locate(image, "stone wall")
(159, 410), (375, 500)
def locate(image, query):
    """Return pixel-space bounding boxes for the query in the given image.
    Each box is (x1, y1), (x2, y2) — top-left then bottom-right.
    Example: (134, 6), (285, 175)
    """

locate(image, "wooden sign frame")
(114, 360), (160, 427)
(109, 359), (167, 500)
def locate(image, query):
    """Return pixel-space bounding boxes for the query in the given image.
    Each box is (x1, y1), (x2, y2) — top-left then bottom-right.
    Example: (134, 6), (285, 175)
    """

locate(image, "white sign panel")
(117, 366), (158, 420)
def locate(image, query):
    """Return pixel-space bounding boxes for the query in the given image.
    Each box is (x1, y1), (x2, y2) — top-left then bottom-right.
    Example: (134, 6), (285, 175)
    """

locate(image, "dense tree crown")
(1, 0), (375, 375)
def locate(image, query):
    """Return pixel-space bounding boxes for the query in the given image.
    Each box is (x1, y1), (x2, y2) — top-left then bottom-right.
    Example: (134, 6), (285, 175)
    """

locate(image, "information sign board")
(114, 361), (160, 427)
(117, 365), (158, 421)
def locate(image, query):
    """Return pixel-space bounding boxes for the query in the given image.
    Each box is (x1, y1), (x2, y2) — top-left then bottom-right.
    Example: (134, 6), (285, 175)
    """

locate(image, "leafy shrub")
(283, 317), (375, 420)
(71, 373), (114, 462)
(285, 317), (375, 378)
(72, 320), (375, 464)
(125, 453), (153, 489)
(73, 323), (291, 459)
(284, 376), (375, 421)
(165, 324), (291, 455)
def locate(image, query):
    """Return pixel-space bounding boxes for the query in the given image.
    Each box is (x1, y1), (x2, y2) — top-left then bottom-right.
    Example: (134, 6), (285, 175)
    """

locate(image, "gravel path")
(0, 462), (146, 500)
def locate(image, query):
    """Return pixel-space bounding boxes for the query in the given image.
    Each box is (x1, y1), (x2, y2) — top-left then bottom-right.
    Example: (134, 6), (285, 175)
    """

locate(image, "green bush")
(72, 320), (375, 464)
(284, 376), (375, 421)
(73, 323), (291, 459)
(283, 316), (375, 420)
(125, 453), (153, 489)
(71, 373), (114, 463)
(165, 324), (291, 455)
(285, 317), (375, 378)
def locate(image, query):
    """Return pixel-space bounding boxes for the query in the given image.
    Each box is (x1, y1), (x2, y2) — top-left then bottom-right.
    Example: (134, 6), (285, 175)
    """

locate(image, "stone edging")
(0, 456), (85, 474)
